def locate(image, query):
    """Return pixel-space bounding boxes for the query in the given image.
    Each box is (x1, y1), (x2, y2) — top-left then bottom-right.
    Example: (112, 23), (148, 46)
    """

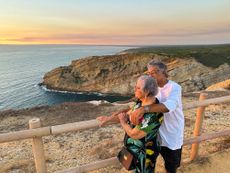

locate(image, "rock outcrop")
(206, 79), (230, 91)
(42, 53), (230, 95)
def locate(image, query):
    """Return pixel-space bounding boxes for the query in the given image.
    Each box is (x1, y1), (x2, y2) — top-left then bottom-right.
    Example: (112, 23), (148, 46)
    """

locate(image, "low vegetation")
(122, 44), (230, 68)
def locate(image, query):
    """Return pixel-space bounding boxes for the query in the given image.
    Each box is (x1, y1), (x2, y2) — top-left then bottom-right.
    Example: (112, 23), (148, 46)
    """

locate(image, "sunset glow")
(1, 0), (230, 45)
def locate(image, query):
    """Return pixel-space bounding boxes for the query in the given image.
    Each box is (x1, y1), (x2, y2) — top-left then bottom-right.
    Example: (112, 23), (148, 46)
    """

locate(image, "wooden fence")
(0, 94), (230, 173)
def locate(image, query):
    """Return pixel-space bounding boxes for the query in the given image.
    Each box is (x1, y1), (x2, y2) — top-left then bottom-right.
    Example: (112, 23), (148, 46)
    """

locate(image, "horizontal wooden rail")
(0, 95), (229, 144)
(183, 129), (230, 145)
(54, 129), (230, 173)
(55, 157), (119, 173)
(0, 120), (99, 144)
(51, 120), (100, 135)
(0, 127), (51, 143)
(183, 95), (230, 109)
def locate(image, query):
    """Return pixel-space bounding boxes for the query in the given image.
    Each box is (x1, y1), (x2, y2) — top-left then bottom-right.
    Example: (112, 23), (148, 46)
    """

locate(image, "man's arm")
(146, 103), (169, 113)
(130, 84), (181, 125)
(129, 103), (169, 125)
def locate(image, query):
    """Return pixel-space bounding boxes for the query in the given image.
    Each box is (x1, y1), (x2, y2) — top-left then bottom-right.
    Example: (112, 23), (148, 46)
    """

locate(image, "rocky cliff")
(206, 79), (230, 91)
(42, 53), (230, 95)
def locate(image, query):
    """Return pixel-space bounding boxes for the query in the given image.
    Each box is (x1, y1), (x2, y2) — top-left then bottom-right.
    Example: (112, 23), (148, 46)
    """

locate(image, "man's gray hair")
(138, 75), (158, 96)
(147, 60), (168, 77)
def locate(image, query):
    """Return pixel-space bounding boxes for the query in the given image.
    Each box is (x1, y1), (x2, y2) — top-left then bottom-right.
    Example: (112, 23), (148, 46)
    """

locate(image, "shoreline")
(1, 89), (229, 112)
(39, 83), (133, 97)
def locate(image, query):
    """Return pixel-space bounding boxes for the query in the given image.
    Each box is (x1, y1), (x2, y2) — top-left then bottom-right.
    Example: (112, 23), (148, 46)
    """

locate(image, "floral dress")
(125, 99), (163, 173)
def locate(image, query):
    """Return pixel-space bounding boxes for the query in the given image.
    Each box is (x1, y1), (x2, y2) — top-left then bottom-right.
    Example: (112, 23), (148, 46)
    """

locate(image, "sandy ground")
(178, 148), (230, 173)
(0, 92), (229, 173)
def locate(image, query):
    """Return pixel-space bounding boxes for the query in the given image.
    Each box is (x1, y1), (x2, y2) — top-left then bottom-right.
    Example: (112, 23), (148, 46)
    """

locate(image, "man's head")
(146, 60), (168, 85)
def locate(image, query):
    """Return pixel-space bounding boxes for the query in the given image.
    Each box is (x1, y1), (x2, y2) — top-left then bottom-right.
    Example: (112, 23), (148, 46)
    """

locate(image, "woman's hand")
(118, 112), (128, 124)
(96, 116), (110, 127)
(129, 107), (145, 125)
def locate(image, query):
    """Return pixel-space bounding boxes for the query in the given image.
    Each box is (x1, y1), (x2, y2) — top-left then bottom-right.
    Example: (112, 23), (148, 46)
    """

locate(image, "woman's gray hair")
(138, 75), (158, 96)
(147, 60), (168, 77)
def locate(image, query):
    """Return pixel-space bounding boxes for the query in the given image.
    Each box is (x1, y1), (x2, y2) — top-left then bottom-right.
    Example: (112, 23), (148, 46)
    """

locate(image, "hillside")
(121, 44), (230, 68)
(42, 49), (230, 95)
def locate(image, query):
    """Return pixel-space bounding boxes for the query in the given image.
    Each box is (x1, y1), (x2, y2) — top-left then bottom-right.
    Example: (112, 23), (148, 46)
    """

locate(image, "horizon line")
(0, 42), (230, 47)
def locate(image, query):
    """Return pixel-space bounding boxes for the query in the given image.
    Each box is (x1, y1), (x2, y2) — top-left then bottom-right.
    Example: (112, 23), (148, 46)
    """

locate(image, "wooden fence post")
(190, 92), (208, 161)
(29, 118), (47, 173)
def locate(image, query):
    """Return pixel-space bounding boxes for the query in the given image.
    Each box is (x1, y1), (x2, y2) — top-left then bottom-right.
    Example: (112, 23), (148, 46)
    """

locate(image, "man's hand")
(129, 107), (145, 125)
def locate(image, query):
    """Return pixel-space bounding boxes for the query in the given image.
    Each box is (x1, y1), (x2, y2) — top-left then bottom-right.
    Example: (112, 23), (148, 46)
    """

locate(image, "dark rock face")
(42, 53), (230, 95)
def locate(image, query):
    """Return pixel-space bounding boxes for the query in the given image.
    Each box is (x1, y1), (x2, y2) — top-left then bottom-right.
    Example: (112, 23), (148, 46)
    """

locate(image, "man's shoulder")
(168, 80), (181, 89)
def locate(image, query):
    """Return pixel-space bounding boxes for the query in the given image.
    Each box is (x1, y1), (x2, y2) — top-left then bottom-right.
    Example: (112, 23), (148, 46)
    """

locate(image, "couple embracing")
(97, 61), (184, 173)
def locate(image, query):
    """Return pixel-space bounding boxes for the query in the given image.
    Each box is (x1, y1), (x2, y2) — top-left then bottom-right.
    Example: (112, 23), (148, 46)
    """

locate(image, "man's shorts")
(160, 146), (182, 173)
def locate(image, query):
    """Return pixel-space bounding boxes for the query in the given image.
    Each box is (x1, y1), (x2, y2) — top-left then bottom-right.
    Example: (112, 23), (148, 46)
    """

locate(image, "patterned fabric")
(125, 100), (163, 173)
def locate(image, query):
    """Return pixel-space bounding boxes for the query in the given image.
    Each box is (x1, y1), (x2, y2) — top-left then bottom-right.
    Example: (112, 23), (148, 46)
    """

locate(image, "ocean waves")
(0, 45), (132, 110)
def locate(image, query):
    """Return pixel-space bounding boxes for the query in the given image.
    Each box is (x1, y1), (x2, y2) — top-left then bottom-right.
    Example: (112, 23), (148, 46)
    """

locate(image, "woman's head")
(134, 75), (158, 100)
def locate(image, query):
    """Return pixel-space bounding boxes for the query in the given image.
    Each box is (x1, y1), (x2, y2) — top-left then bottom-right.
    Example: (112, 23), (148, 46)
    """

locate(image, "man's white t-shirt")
(156, 80), (184, 150)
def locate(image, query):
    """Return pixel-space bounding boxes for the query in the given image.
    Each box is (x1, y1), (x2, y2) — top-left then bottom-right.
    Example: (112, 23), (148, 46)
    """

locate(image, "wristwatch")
(144, 105), (150, 113)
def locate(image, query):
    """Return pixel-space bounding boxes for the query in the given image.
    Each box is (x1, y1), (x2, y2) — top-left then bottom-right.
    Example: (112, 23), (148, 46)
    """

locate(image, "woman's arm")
(118, 113), (146, 140)
(96, 115), (119, 127)
(96, 108), (130, 127)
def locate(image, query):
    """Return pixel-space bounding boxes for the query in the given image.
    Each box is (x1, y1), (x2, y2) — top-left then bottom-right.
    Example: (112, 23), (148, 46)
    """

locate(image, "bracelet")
(144, 105), (150, 113)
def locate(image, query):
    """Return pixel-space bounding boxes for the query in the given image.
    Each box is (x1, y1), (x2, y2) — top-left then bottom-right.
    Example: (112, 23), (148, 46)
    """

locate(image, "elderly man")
(130, 61), (184, 173)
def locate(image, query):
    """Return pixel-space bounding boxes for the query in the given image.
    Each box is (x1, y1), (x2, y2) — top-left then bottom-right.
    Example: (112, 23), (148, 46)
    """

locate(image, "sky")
(0, 0), (230, 45)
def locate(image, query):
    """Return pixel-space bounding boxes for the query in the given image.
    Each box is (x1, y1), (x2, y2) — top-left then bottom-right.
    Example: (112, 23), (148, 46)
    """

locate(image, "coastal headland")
(42, 45), (230, 95)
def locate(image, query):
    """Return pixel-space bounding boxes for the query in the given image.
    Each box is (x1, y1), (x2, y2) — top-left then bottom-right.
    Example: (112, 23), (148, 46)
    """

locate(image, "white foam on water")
(87, 100), (110, 105)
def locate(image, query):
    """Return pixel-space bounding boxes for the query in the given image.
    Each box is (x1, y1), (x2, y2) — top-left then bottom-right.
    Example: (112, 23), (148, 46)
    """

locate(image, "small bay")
(0, 45), (132, 110)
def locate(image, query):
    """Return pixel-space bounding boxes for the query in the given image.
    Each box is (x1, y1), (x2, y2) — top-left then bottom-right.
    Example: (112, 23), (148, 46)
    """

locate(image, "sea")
(0, 45), (133, 111)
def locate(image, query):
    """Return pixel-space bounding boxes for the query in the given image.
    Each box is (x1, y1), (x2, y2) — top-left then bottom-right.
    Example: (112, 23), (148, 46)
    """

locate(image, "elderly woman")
(97, 75), (163, 173)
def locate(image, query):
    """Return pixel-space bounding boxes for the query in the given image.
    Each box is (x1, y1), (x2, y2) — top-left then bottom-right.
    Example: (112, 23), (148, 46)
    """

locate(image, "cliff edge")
(42, 53), (230, 95)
